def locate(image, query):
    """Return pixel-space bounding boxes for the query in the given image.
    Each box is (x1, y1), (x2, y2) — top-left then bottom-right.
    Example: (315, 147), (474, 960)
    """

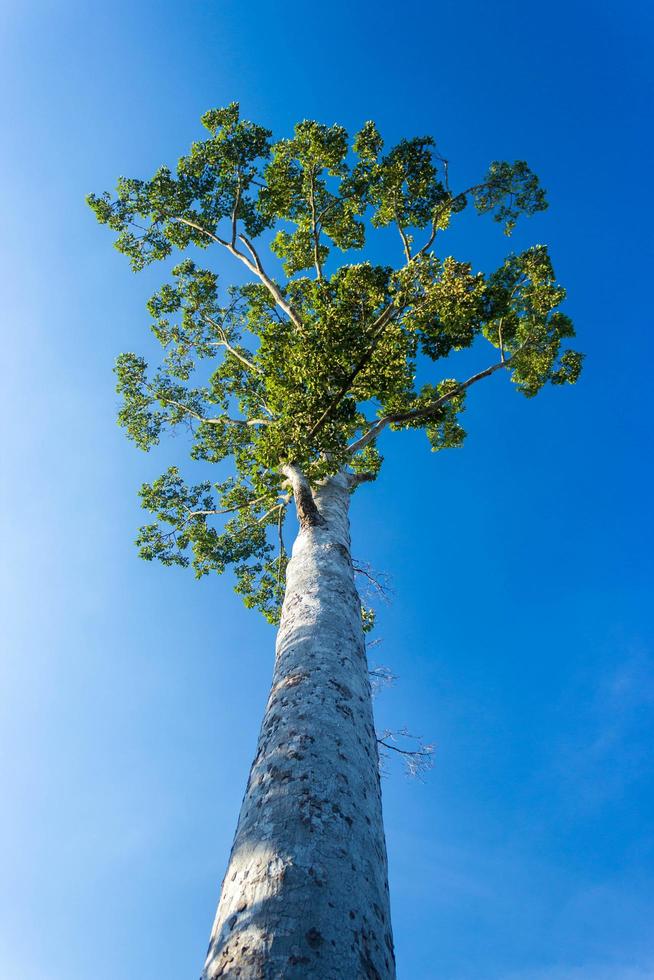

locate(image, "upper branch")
(237, 233), (304, 330)
(394, 206), (412, 262)
(230, 178), (242, 247)
(200, 313), (261, 374)
(144, 381), (267, 428)
(187, 493), (273, 519)
(348, 357), (509, 455)
(172, 216), (304, 330)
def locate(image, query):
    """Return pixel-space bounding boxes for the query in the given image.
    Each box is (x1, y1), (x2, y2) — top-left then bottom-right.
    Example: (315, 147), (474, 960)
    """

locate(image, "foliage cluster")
(89, 103), (582, 620)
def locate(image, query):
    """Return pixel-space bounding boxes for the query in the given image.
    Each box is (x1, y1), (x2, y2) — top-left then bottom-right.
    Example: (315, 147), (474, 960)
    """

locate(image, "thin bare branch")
(368, 665), (397, 696)
(257, 503), (286, 525)
(377, 727), (435, 778)
(353, 560), (393, 604)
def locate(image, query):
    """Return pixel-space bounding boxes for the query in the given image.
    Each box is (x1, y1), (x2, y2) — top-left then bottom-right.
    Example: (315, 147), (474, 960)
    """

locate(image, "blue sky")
(1, 1), (652, 978)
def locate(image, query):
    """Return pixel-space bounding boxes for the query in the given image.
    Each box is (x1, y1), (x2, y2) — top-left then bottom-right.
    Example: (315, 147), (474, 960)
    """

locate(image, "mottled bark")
(281, 463), (326, 530)
(202, 471), (395, 980)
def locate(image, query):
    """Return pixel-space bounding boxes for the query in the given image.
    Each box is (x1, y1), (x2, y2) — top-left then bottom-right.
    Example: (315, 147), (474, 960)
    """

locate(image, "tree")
(88, 103), (582, 979)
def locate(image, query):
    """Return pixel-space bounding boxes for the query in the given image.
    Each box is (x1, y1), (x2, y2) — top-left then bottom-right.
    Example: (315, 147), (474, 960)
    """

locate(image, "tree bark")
(202, 471), (395, 980)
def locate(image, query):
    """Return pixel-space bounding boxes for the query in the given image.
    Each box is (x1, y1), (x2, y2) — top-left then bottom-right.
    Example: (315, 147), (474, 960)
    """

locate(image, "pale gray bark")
(202, 471), (395, 980)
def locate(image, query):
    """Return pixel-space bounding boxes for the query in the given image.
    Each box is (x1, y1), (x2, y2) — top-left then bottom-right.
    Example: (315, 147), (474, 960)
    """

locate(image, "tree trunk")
(202, 471), (395, 980)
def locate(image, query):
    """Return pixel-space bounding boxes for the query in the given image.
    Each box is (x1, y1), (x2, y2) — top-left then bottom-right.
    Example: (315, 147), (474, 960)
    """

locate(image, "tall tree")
(88, 104), (582, 979)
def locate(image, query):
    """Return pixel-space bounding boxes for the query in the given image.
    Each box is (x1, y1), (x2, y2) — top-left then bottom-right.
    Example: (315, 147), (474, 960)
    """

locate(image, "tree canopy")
(88, 103), (582, 622)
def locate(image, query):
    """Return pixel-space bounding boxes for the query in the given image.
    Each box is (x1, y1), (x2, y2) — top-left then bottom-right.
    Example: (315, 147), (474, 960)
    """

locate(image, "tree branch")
(187, 493), (272, 519)
(353, 560), (392, 603)
(237, 233), (304, 329)
(142, 381), (266, 429)
(306, 303), (404, 442)
(230, 178), (242, 247)
(172, 217), (304, 330)
(309, 169), (323, 280)
(275, 500), (288, 597)
(348, 357), (509, 455)
(415, 176), (505, 259)
(394, 206), (412, 262)
(368, 665), (397, 696)
(200, 314), (261, 374)
(377, 728), (435, 778)
(280, 463), (326, 530)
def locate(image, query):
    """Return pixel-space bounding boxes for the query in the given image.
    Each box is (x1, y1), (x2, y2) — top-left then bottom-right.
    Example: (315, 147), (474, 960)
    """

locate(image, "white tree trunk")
(202, 472), (395, 979)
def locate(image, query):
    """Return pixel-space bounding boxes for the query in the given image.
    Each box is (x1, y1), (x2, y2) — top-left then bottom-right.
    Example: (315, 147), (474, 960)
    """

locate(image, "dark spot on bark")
(299, 791), (327, 828)
(356, 926), (383, 980)
(305, 927), (324, 949)
(228, 915), (237, 930)
(330, 679), (353, 699)
(288, 955), (310, 966)
(268, 765), (293, 783)
(373, 903), (383, 921)
(349, 910), (356, 919)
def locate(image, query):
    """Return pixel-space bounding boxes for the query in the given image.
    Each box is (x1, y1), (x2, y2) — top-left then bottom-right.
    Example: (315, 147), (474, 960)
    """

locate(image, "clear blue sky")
(1, 1), (652, 978)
